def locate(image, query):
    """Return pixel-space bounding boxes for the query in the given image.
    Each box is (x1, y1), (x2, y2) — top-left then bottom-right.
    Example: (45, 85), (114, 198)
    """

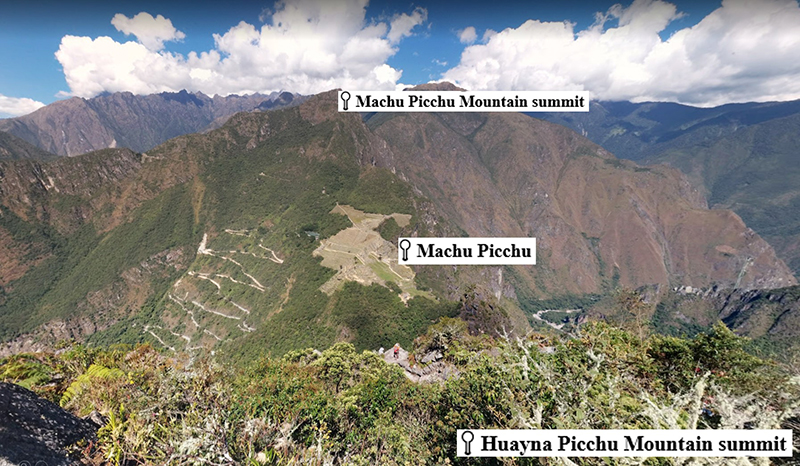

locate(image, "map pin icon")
(399, 239), (411, 262)
(341, 91), (351, 111)
(462, 430), (475, 455)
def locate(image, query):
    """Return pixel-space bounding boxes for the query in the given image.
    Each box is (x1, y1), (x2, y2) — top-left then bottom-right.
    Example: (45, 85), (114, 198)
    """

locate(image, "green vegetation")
(346, 167), (415, 215)
(0, 184), (197, 341)
(376, 216), (401, 242)
(519, 292), (602, 313)
(0, 105), (460, 360)
(60, 363), (126, 408)
(329, 282), (458, 351)
(644, 285), (800, 362)
(2, 318), (796, 465)
(650, 293), (711, 338)
(538, 310), (573, 324)
(0, 131), (56, 160)
(193, 111), (443, 358)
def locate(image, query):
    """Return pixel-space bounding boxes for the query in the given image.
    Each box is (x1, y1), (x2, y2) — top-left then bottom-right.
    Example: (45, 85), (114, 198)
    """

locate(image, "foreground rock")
(383, 346), (459, 383)
(0, 382), (97, 466)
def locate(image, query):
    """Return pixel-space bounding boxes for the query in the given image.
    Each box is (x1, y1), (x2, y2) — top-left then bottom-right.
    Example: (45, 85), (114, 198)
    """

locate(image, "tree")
(615, 288), (650, 340)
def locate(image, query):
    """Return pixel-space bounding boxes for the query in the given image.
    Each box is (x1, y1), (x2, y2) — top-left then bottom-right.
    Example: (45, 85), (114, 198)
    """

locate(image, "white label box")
(456, 429), (793, 457)
(338, 90), (589, 112)
(398, 237), (536, 265)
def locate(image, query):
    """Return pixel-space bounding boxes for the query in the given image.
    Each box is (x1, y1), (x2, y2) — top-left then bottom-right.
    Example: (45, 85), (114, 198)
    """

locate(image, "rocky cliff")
(0, 382), (98, 466)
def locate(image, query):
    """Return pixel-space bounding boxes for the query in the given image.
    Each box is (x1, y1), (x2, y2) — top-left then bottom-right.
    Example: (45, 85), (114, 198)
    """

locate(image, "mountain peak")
(0, 91), (305, 156)
(159, 90), (207, 107)
(405, 82), (466, 92)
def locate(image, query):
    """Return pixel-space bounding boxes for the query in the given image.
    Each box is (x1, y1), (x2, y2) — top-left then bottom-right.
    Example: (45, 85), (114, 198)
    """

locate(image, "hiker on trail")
(393, 343), (400, 359)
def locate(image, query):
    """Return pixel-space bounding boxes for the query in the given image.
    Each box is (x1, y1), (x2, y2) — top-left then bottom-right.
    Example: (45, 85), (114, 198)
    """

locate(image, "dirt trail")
(143, 325), (176, 352)
(196, 233), (270, 291)
(204, 329), (223, 341)
(191, 300), (241, 320)
(168, 293), (200, 328)
(258, 243), (284, 263)
(163, 229), (284, 350)
(530, 309), (580, 330)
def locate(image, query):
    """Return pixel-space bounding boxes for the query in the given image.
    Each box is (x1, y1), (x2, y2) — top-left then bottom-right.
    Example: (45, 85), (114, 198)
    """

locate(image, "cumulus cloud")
(444, 0), (800, 106)
(56, 0), (427, 98)
(388, 7), (427, 43)
(111, 12), (186, 51)
(457, 26), (477, 44)
(0, 95), (46, 117)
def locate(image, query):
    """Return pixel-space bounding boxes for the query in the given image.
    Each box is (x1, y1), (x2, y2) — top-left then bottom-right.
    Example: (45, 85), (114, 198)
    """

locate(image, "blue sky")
(2, 0), (799, 117)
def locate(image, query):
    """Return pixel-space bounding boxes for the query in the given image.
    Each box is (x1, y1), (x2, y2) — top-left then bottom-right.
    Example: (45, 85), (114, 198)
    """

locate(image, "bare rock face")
(382, 346), (458, 383)
(0, 97), (113, 157)
(711, 285), (800, 343)
(0, 382), (97, 466)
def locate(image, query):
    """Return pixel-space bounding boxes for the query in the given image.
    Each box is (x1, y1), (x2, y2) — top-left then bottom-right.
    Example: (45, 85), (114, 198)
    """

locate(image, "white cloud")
(387, 7), (428, 43)
(55, 0), (427, 98)
(0, 95), (46, 117)
(444, 0), (800, 106)
(457, 26), (477, 44)
(111, 12), (185, 51)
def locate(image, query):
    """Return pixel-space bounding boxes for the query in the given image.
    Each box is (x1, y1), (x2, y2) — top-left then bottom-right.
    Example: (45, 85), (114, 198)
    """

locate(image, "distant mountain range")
(538, 100), (800, 276)
(0, 90), (304, 157)
(0, 85), (793, 359)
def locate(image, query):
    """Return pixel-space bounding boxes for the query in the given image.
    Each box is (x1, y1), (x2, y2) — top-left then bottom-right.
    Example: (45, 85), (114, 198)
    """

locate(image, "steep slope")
(0, 89), (793, 359)
(0, 144), (202, 353)
(623, 284), (800, 358)
(0, 131), (55, 161)
(368, 107), (794, 299)
(0, 90), (303, 156)
(646, 114), (800, 276)
(537, 100), (800, 162)
(0, 92), (465, 358)
(538, 100), (800, 277)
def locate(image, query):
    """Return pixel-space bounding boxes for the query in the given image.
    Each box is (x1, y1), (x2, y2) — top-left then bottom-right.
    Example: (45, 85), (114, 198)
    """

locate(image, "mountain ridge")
(0, 90), (304, 157)
(0, 131), (56, 161)
(537, 99), (800, 277)
(367, 106), (793, 295)
(0, 89), (794, 358)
